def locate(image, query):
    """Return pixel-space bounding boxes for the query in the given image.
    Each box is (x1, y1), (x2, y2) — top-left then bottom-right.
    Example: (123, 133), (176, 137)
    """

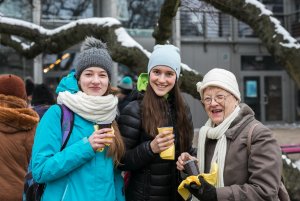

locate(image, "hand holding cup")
(93, 122), (114, 152)
(156, 127), (175, 160)
(176, 152), (198, 172)
(184, 159), (200, 176)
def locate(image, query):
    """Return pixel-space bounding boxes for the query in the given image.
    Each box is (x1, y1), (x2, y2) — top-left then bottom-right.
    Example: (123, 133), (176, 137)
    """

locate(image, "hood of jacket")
(56, 69), (79, 94)
(225, 103), (255, 141)
(0, 94), (39, 133)
(136, 73), (170, 100)
(137, 73), (148, 92)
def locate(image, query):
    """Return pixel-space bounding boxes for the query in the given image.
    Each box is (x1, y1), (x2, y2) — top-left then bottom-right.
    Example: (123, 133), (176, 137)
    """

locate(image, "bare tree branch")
(152, 0), (181, 44)
(202, 0), (300, 87)
(0, 16), (201, 98)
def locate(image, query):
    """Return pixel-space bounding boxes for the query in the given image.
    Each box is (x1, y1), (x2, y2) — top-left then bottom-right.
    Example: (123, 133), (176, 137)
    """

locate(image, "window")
(241, 56), (282, 71)
(180, 0), (231, 37)
(0, 0), (32, 20)
(117, 0), (164, 29)
(41, 0), (93, 20)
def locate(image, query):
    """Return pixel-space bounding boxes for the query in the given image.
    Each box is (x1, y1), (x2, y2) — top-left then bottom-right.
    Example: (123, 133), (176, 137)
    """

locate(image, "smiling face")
(149, 65), (176, 97)
(202, 86), (238, 125)
(78, 67), (109, 96)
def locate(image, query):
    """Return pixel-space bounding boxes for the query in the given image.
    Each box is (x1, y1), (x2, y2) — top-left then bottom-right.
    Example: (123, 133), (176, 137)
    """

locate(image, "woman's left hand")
(176, 152), (197, 171)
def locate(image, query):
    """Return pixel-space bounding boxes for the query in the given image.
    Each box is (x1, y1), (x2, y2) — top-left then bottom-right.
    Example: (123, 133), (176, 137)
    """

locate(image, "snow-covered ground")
(265, 123), (300, 129)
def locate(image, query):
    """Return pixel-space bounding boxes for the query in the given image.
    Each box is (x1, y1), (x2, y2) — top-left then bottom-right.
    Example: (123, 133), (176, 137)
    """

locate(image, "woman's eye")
(99, 73), (107, 77)
(166, 72), (174, 77)
(216, 95), (225, 100)
(153, 70), (160, 75)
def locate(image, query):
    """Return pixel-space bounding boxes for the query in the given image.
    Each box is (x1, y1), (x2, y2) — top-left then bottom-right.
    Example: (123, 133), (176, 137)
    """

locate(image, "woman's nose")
(92, 75), (101, 83)
(210, 97), (218, 105)
(158, 74), (166, 82)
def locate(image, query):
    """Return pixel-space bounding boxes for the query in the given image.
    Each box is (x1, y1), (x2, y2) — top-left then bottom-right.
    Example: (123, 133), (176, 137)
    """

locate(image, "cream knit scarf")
(197, 106), (240, 187)
(57, 91), (118, 124)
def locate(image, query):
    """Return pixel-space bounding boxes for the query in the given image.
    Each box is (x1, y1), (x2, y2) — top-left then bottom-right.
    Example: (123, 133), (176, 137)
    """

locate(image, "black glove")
(184, 176), (217, 201)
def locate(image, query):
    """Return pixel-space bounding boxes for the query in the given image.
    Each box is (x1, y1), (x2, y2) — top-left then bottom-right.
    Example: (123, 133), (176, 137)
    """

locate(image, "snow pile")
(282, 154), (300, 171)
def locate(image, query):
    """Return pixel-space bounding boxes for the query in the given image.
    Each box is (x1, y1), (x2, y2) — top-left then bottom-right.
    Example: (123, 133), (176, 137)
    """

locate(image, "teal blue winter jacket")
(31, 71), (125, 201)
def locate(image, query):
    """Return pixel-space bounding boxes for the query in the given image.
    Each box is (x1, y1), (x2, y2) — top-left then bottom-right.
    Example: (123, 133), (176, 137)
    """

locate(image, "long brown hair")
(141, 82), (193, 152)
(101, 84), (125, 166)
(108, 120), (125, 166)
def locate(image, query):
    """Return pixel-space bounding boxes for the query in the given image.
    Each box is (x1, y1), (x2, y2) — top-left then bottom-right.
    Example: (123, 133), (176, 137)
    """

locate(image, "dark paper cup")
(184, 159), (200, 176)
(98, 122), (112, 129)
(96, 122), (113, 152)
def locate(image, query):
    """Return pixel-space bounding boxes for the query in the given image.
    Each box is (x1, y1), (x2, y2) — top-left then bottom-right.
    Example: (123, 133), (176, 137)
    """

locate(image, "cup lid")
(184, 159), (197, 165)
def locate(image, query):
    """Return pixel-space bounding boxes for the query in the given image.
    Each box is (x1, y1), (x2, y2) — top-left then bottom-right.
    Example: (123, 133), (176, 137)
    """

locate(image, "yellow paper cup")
(157, 127), (173, 135)
(157, 127), (175, 160)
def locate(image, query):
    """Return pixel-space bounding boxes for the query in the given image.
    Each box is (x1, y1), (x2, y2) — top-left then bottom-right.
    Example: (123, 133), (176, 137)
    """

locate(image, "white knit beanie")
(196, 68), (241, 102)
(147, 44), (181, 78)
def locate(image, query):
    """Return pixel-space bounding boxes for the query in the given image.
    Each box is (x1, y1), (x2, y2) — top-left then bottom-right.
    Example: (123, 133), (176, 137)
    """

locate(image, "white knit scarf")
(197, 106), (240, 187)
(57, 91), (118, 124)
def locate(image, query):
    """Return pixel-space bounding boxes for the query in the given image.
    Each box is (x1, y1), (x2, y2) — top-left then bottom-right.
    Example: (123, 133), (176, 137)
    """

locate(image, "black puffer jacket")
(118, 93), (195, 201)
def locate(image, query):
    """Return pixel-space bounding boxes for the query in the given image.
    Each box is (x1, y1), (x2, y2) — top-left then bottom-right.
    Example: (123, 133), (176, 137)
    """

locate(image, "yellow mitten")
(178, 163), (218, 200)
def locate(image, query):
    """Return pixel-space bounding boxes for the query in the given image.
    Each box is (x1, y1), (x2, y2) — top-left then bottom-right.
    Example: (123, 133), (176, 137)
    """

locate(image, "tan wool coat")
(0, 94), (39, 201)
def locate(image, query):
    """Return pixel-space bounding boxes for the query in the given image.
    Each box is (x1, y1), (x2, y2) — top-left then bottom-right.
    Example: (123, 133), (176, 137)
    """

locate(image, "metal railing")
(180, 9), (232, 38)
(180, 9), (300, 39)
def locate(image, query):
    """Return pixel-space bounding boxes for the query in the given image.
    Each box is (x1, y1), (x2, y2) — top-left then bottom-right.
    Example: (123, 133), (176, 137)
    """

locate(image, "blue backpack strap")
(57, 104), (74, 151)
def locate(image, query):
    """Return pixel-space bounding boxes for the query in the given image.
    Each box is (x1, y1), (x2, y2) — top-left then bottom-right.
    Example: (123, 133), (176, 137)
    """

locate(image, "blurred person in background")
(31, 83), (56, 119)
(0, 74), (39, 201)
(117, 75), (134, 112)
(25, 77), (35, 106)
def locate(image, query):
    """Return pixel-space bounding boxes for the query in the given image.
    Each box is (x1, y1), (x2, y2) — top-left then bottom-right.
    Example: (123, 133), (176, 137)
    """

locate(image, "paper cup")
(157, 127), (174, 160)
(94, 122), (112, 152)
(184, 159), (199, 176)
(157, 127), (173, 135)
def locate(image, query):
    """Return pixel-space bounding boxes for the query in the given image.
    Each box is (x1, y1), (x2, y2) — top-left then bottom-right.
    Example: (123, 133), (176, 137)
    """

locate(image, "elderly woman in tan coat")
(0, 74), (39, 201)
(177, 68), (284, 201)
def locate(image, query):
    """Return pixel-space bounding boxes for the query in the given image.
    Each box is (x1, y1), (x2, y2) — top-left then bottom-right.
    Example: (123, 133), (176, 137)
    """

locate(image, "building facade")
(0, 0), (299, 126)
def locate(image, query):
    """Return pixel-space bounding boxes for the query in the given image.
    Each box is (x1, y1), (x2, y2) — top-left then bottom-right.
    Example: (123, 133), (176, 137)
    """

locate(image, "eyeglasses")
(201, 94), (232, 105)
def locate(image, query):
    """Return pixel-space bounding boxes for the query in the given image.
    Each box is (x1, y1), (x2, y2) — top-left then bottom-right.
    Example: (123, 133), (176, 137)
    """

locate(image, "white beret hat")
(196, 68), (241, 102)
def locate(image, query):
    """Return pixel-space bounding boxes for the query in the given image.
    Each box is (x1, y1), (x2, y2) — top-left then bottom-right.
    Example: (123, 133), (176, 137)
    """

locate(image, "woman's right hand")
(88, 128), (115, 152)
(176, 152), (197, 171)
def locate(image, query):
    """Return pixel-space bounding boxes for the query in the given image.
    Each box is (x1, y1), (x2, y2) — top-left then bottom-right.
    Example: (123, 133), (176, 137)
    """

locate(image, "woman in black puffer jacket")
(118, 44), (195, 201)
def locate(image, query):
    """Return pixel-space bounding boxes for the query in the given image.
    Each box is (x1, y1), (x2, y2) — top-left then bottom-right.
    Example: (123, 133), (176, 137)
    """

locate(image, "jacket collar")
(225, 103), (255, 140)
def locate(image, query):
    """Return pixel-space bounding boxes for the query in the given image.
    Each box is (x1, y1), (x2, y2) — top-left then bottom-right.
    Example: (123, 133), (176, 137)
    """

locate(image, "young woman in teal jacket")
(31, 37), (125, 201)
